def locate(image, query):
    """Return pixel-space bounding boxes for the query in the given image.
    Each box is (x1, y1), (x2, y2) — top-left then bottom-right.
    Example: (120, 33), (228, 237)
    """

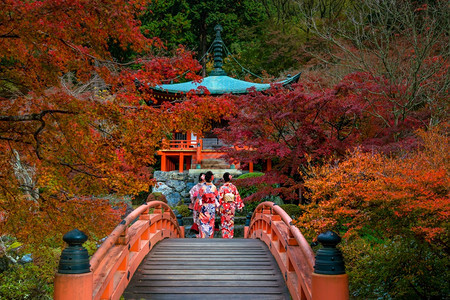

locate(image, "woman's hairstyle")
(223, 172), (232, 182)
(205, 171), (214, 183)
(198, 172), (205, 181)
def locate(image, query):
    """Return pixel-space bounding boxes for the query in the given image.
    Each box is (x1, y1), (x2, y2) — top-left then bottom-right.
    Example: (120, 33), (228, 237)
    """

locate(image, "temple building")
(150, 25), (301, 173)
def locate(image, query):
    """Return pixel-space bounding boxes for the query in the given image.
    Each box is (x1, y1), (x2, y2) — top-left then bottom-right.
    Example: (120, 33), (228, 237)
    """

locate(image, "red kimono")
(218, 182), (244, 239)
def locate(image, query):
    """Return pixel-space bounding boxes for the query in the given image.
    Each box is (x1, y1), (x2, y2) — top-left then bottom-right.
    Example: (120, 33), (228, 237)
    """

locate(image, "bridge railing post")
(54, 229), (93, 300)
(244, 213), (251, 238)
(312, 231), (349, 300)
(176, 214), (185, 238)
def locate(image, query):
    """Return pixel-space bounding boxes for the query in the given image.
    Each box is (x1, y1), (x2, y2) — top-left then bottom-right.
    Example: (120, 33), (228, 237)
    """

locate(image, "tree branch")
(0, 110), (76, 122)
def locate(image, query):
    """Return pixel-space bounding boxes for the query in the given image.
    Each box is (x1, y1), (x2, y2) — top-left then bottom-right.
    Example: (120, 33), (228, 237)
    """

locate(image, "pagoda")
(152, 25), (301, 173)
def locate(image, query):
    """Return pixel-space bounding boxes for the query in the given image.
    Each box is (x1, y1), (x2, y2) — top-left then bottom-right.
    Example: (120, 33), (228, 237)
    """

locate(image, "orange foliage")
(296, 125), (449, 248)
(0, 0), (202, 251)
(2, 196), (125, 248)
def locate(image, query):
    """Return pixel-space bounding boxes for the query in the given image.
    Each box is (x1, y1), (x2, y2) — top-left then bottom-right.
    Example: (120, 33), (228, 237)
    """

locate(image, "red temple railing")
(164, 139), (199, 150)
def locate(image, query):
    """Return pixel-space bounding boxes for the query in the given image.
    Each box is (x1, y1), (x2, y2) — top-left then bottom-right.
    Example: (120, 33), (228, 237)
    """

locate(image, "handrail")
(246, 201), (315, 300)
(90, 201), (183, 300)
(268, 203), (315, 270)
(166, 139), (198, 149)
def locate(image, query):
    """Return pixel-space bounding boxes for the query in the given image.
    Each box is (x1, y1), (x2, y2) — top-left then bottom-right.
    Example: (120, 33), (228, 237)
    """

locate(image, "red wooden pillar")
(161, 153), (167, 171)
(186, 156), (192, 170)
(179, 153), (184, 173)
(249, 161), (254, 173)
(266, 159), (272, 171)
(196, 139), (202, 166)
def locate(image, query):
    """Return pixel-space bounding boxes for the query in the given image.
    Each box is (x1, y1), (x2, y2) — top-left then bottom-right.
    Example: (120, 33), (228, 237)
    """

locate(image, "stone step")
(201, 158), (230, 169)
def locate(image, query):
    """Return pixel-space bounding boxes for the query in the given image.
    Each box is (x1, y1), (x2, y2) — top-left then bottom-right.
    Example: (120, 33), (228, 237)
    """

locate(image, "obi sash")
(223, 193), (235, 203)
(202, 193), (216, 204)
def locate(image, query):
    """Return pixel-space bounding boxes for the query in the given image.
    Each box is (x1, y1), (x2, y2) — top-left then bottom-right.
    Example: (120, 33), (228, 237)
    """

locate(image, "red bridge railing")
(54, 201), (184, 300)
(54, 200), (348, 300)
(244, 201), (349, 300)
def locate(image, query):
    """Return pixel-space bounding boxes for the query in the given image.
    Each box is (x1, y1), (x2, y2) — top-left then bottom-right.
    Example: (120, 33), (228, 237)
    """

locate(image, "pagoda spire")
(209, 24), (227, 76)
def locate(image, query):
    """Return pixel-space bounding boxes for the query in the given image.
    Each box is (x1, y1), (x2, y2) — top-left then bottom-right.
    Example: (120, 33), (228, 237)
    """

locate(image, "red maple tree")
(0, 0), (201, 249)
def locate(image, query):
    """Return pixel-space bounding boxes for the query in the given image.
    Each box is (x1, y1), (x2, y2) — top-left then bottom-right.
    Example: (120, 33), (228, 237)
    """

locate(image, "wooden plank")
(151, 250), (267, 253)
(149, 254), (270, 258)
(133, 280), (279, 287)
(133, 274), (280, 281)
(125, 294), (287, 300)
(154, 247), (265, 251)
(128, 286), (283, 294)
(143, 261), (273, 266)
(150, 252), (268, 255)
(139, 265), (274, 271)
(142, 257), (271, 262)
(138, 269), (277, 275)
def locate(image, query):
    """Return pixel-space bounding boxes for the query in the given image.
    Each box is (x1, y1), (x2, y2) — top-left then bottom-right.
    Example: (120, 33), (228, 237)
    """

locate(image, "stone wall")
(152, 169), (244, 206)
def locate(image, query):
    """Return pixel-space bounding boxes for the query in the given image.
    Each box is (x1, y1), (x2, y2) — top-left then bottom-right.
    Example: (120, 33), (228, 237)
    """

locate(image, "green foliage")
(0, 263), (53, 300)
(279, 204), (304, 219)
(237, 172), (264, 179)
(235, 22), (306, 75)
(132, 190), (151, 206)
(342, 237), (450, 299)
(0, 245), (59, 300)
(147, 192), (168, 203)
(83, 240), (98, 257)
(262, 195), (283, 205)
(174, 204), (191, 217)
(140, 0), (194, 51)
(236, 172), (264, 199)
(25, 246), (61, 284)
(238, 200), (260, 217)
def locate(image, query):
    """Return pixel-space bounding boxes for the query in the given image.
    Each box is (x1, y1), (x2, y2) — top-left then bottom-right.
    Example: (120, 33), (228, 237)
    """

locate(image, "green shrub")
(279, 204), (304, 219)
(174, 204), (191, 217)
(146, 192), (167, 203)
(0, 245), (59, 300)
(262, 195), (284, 205)
(132, 190), (151, 206)
(237, 200), (260, 217)
(236, 172), (264, 199)
(83, 240), (98, 256)
(342, 236), (450, 299)
(237, 172), (264, 179)
(0, 263), (53, 299)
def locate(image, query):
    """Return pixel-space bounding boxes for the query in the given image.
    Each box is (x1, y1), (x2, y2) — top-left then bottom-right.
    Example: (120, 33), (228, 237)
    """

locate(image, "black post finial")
(176, 214), (184, 226)
(313, 230), (346, 275)
(210, 24), (227, 76)
(245, 213), (252, 226)
(57, 229), (91, 274)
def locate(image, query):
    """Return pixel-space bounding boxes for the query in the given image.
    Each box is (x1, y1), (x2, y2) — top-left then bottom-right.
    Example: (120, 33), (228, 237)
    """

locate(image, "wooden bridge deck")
(122, 238), (291, 300)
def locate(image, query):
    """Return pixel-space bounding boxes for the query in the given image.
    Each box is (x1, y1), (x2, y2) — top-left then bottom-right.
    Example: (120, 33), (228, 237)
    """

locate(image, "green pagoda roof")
(153, 73), (301, 95)
(148, 24), (301, 97)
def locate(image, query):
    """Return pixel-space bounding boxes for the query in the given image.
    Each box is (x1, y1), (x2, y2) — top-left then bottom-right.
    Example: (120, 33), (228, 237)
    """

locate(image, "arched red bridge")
(54, 201), (349, 300)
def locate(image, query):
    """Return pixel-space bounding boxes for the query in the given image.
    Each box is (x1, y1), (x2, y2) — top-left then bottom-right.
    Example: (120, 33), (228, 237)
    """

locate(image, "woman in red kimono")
(196, 171), (219, 238)
(218, 172), (244, 239)
(189, 172), (205, 235)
